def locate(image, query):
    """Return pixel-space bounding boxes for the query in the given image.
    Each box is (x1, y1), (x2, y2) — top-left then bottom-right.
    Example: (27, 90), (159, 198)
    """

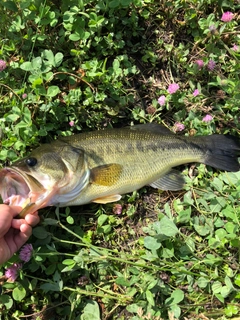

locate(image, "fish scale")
(0, 123), (239, 217)
(59, 130), (209, 205)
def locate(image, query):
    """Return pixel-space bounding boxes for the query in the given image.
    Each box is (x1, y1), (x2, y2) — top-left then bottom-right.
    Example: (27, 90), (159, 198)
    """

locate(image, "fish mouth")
(0, 167), (46, 215)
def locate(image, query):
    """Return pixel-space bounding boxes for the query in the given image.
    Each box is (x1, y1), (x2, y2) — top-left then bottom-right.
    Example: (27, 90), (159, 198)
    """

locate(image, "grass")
(0, 0), (240, 319)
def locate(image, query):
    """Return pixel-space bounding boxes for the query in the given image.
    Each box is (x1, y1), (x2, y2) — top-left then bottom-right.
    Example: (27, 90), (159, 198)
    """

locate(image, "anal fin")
(92, 194), (122, 204)
(150, 169), (185, 191)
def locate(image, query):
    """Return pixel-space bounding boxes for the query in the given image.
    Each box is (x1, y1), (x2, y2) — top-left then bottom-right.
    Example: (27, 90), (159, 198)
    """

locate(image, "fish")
(0, 123), (239, 218)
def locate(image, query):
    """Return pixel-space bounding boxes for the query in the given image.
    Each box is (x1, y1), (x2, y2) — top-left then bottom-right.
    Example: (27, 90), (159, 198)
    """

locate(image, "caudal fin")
(200, 134), (240, 172)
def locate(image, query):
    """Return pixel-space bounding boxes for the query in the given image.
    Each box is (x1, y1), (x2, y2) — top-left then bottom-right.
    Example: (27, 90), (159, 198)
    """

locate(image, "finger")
(0, 205), (15, 237)
(13, 224), (32, 250)
(11, 218), (25, 229)
(0, 205), (24, 236)
(20, 223), (32, 237)
(11, 212), (40, 229)
(3, 224), (33, 257)
(25, 212), (40, 227)
(9, 206), (23, 217)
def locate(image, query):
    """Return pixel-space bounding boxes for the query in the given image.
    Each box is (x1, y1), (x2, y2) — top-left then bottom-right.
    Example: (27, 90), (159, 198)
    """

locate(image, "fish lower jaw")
(3, 190), (47, 211)
(4, 194), (31, 207)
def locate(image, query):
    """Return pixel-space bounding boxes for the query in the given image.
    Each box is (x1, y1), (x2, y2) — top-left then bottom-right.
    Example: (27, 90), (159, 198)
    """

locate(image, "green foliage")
(0, 0), (240, 319)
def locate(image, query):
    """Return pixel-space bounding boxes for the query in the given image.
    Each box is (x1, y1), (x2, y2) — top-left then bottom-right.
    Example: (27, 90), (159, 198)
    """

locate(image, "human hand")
(0, 205), (39, 265)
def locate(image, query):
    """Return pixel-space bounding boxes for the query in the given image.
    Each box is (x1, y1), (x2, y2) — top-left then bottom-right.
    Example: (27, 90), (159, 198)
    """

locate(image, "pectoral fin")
(92, 194), (122, 204)
(90, 164), (122, 186)
(150, 169), (185, 191)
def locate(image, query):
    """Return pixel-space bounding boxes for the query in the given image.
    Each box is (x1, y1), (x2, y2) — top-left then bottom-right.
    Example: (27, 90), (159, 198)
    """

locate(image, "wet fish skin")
(60, 126), (240, 205)
(0, 123), (239, 217)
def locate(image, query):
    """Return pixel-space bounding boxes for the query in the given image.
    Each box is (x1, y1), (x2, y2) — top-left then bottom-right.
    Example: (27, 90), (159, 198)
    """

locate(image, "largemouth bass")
(0, 123), (239, 217)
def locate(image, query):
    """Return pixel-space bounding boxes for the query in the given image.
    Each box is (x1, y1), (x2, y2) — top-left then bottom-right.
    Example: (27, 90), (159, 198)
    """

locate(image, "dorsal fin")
(129, 123), (173, 135)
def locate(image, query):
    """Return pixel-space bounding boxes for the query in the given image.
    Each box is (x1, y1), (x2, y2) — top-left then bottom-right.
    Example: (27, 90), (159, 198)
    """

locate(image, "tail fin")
(199, 134), (240, 172)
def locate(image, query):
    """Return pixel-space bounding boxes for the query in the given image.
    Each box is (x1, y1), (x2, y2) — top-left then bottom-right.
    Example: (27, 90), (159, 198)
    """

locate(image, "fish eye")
(26, 157), (38, 167)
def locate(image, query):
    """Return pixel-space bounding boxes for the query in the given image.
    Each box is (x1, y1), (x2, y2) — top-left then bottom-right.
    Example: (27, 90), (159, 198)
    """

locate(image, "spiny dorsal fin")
(90, 164), (122, 186)
(129, 123), (174, 135)
(150, 169), (185, 191)
(92, 194), (122, 204)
